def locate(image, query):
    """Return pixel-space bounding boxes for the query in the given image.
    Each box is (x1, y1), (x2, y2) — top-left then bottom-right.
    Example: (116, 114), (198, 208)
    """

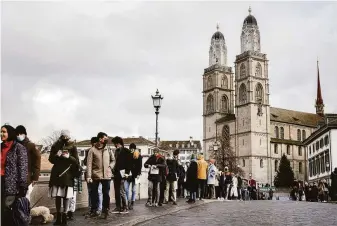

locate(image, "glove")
(18, 186), (27, 197)
(86, 178), (93, 183)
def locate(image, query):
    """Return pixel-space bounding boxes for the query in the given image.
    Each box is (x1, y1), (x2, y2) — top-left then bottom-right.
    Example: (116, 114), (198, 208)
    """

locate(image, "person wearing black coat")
(186, 155), (198, 203)
(164, 150), (179, 205)
(48, 130), (79, 225)
(177, 162), (186, 198)
(144, 148), (166, 207)
(125, 143), (142, 210)
(111, 137), (133, 214)
(331, 168), (337, 201)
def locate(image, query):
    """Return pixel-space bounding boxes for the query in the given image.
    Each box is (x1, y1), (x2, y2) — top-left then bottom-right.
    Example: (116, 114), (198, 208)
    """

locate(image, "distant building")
(303, 114), (337, 184)
(159, 137), (202, 165)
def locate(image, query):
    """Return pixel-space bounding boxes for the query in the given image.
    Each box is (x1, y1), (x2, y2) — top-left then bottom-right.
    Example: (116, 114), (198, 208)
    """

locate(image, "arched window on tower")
(222, 125), (230, 146)
(260, 159), (264, 168)
(240, 63), (246, 78)
(280, 127), (284, 139)
(207, 76), (213, 89)
(239, 83), (247, 104)
(221, 76), (228, 89)
(302, 130), (306, 140)
(206, 94), (214, 114)
(221, 95), (229, 113)
(274, 126), (279, 139)
(255, 63), (262, 77)
(255, 83), (264, 103)
(297, 129), (301, 141)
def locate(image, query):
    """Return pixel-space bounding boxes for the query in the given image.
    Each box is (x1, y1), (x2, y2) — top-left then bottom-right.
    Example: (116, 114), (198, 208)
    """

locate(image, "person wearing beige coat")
(86, 132), (115, 219)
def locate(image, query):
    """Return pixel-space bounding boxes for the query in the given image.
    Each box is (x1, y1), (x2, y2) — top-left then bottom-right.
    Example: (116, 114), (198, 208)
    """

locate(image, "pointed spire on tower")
(315, 59), (324, 116)
(216, 22), (220, 31)
(248, 6), (252, 15)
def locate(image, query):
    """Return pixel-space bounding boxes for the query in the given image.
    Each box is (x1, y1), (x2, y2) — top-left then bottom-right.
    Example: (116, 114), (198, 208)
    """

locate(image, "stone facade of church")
(202, 8), (323, 185)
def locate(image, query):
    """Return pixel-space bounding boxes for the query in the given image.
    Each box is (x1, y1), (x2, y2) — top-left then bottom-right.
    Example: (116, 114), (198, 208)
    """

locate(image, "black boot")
(53, 212), (62, 225)
(67, 211), (74, 220)
(61, 213), (68, 226)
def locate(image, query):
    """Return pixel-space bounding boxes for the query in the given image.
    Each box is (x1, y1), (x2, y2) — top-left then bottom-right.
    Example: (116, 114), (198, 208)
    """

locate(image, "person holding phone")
(48, 130), (79, 226)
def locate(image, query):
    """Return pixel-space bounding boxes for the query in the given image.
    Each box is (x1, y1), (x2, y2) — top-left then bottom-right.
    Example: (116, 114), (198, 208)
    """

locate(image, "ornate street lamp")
(213, 140), (219, 151)
(151, 89), (163, 147)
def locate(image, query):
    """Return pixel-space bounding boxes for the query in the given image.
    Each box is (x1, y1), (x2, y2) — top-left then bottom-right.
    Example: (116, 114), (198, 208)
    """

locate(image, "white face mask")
(17, 134), (26, 142)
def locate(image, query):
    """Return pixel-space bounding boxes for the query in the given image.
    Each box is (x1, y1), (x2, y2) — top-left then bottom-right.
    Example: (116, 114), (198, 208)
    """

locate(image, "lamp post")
(326, 162), (330, 172)
(151, 89), (163, 147)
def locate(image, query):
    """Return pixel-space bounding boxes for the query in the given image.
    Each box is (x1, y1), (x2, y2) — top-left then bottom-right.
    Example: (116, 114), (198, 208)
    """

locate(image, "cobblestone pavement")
(43, 199), (213, 226)
(137, 200), (337, 226)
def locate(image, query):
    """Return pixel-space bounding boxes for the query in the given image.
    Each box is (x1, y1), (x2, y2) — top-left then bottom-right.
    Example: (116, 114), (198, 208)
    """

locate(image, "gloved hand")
(18, 186), (27, 197)
(86, 178), (93, 183)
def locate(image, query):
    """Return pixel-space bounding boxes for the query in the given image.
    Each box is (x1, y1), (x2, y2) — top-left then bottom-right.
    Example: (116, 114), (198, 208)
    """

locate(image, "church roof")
(270, 107), (322, 128)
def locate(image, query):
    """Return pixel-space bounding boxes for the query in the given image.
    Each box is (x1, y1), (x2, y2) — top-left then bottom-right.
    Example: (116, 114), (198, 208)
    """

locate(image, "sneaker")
(89, 211), (101, 218)
(145, 202), (152, 207)
(153, 203), (158, 207)
(173, 202), (177, 205)
(111, 208), (120, 214)
(120, 209), (129, 214)
(221, 198), (224, 201)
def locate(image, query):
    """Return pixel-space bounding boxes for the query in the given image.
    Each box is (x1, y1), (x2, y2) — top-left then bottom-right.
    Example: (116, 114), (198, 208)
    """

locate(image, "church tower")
(315, 60), (324, 116)
(203, 24), (234, 159)
(234, 7), (271, 184)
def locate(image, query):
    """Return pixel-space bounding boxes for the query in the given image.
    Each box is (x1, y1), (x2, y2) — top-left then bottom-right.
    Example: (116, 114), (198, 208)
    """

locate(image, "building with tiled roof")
(203, 7), (330, 185)
(159, 137), (202, 165)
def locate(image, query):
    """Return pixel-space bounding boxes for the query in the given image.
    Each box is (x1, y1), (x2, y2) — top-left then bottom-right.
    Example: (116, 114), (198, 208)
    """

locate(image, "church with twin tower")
(202, 7), (323, 185)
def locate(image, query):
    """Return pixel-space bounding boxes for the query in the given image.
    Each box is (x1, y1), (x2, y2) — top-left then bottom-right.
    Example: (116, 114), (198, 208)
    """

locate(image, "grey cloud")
(1, 1), (337, 142)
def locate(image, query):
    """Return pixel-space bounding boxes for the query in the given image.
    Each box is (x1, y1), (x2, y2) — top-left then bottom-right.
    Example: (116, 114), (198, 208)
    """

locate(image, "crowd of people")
(2, 124), (337, 226)
(290, 175), (337, 202)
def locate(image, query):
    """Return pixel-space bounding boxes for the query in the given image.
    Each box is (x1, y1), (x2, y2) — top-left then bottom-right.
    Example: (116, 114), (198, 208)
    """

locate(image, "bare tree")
(212, 136), (244, 177)
(38, 130), (63, 153)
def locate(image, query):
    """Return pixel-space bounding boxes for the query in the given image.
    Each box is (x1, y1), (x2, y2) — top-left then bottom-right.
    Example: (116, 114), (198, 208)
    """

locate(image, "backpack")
(12, 197), (31, 226)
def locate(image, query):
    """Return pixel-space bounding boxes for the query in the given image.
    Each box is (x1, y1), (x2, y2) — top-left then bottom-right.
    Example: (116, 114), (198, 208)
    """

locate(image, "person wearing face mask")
(1, 124), (29, 226)
(15, 125), (41, 202)
(86, 132), (115, 219)
(48, 130), (79, 226)
(111, 136), (133, 214)
(164, 150), (179, 205)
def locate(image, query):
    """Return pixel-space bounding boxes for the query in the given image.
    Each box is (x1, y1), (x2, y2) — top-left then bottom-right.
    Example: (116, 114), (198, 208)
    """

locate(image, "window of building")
(260, 139), (262, 145)
(280, 127), (284, 139)
(221, 76), (228, 89)
(255, 63), (262, 77)
(309, 146), (311, 155)
(240, 63), (246, 78)
(222, 125), (230, 147)
(255, 83), (264, 103)
(287, 145), (290, 155)
(207, 76), (212, 89)
(242, 159), (246, 167)
(274, 126), (279, 139)
(274, 144), (278, 154)
(320, 138), (323, 148)
(317, 157), (321, 175)
(299, 162), (303, 174)
(242, 139), (245, 146)
(206, 94), (214, 114)
(297, 129), (301, 141)
(302, 130), (306, 140)
(298, 147), (302, 156)
(169, 144), (172, 148)
(309, 160), (313, 177)
(180, 156), (185, 160)
(260, 159), (264, 168)
(316, 141), (319, 151)
(221, 95), (229, 113)
(324, 135), (329, 146)
(275, 160), (278, 172)
(239, 83), (247, 104)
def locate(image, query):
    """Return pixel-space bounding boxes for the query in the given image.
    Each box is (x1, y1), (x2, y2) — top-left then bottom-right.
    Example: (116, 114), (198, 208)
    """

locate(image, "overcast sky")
(1, 1), (337, 143)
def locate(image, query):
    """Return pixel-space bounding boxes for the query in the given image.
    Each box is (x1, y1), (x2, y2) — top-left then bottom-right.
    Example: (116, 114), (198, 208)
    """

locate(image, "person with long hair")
(1, 124), (28, 225)
(48, 130), (79, 225)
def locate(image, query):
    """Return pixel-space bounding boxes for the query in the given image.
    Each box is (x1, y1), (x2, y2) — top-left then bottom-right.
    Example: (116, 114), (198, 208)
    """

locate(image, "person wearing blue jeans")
(124, 143), (142, 210)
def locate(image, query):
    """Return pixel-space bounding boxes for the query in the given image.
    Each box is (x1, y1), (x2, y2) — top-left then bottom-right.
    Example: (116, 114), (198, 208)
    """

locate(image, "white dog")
(30, 206), (54, 224)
